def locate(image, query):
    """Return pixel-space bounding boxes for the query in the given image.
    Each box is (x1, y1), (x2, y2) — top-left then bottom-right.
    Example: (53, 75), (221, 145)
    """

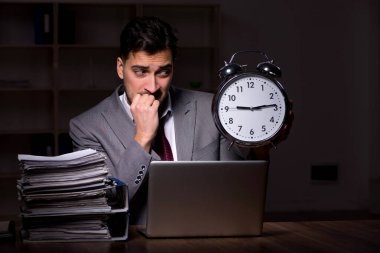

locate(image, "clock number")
(262, 125), (266, 132)
(270, 116), (274, 122)
(229, 118), (233, 124)
(269, 93), (274, 99)
(236, 86), (243, 93)
(261, 85), (264, 91)
(247, 82), (254, 88)
(224, 106), (229, 112)
(250, 129), (254, 135)
(273, 105), (278, 111)
(228, 95), (236, 101)
(238, 125), (242, 132)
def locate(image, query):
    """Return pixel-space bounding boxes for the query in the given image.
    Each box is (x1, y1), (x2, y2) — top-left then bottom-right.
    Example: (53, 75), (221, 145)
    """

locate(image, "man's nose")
(145, 74), (159, 93)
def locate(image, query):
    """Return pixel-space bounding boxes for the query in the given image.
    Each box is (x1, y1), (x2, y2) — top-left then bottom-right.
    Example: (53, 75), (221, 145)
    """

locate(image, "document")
(17, 149), (128, 241)
(25, 215), (111, 240)
(18, 148), (98, 162)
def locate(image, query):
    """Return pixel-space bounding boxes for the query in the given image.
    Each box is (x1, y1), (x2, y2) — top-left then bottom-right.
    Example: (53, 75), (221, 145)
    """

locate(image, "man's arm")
(69, 116), (158, 199)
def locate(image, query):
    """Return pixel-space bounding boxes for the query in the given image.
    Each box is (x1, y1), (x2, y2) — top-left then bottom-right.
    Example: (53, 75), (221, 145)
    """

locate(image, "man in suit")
(70, 16), (292, 224)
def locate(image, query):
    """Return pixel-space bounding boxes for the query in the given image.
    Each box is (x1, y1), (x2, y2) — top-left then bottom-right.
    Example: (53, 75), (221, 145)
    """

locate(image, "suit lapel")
(171, 88), (196, 161)
(99, 85), (196, 159)
(101, 85), (135, 149)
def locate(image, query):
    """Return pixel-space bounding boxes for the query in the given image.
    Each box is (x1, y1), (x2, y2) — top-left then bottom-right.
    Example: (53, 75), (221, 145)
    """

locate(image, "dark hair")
(119, 16), (178, 61)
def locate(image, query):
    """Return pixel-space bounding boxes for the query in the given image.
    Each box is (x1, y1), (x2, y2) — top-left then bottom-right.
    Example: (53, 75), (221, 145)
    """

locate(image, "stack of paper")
(17, 149), (129, 241)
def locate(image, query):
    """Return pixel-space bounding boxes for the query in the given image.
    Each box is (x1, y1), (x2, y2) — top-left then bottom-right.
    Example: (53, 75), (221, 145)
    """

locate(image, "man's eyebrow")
(158, 64), (173, 69)
(131, 64), (173, 71)
(131, 65), (149, 70)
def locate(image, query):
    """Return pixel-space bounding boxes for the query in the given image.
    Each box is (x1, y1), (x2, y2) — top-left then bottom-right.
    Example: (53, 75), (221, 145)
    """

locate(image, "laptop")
(139, 160), (269, 238)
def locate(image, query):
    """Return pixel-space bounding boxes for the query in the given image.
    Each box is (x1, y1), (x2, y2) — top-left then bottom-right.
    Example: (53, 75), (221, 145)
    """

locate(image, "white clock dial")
(217, 74), (286, 144)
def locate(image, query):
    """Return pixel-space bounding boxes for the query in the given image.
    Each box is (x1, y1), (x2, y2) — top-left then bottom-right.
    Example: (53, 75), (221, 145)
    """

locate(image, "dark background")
(0, 0), (379, 220)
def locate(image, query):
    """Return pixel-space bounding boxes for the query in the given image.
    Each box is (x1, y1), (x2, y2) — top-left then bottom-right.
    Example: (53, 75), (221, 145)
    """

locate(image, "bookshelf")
(0, 2), (221, 176)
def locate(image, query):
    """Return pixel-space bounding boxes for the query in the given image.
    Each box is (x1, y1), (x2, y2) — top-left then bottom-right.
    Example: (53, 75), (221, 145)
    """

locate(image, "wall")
(3, 0), (379, 213)
(369, 0), (380, 214)
(217, 0), (377, 212)
(158, 0), (378, 213)
(219, 0), (377, 212)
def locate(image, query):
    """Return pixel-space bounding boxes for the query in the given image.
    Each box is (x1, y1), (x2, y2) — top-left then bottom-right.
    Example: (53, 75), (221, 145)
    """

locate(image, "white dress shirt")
(119, 92), (178, 161)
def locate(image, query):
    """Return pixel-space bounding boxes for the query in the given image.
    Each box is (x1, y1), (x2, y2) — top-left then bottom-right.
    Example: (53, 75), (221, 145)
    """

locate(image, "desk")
(1, 220), (380, 253)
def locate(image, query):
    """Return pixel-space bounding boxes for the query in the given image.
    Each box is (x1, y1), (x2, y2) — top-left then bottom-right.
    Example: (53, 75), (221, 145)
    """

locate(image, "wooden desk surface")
(1, 219), (380, 253)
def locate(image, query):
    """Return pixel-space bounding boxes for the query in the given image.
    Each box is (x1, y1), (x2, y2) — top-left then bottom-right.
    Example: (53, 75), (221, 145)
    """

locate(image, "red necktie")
(155, 120), (174, 161)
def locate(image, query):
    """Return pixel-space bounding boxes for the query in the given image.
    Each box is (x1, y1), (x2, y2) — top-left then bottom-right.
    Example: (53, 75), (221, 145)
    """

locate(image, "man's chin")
(153, 90), (163, 101)
(158, 95), (168, 105)
(158, 94), (169, 109)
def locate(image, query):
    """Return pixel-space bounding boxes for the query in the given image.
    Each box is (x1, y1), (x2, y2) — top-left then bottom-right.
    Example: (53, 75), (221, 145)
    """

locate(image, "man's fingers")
(134, 93), (156, 106)
(151, 100), (160, 111)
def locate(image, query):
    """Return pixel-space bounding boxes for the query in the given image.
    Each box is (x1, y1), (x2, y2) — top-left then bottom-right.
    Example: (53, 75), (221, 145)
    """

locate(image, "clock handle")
(222, 50), (282, 78)
(218, 63), (243, 80)
(257, 61), (282, 78)
(228, 50), (272, 64)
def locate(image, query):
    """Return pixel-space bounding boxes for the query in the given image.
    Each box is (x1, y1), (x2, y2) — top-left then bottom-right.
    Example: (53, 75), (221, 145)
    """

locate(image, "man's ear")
(116, 57), (124, 79)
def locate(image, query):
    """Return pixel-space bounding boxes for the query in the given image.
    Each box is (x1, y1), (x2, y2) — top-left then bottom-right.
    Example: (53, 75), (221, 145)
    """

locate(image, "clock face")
(214, 73), (287, 145)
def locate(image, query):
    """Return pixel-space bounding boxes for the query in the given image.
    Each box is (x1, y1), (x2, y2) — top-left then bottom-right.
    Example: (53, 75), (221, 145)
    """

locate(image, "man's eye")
(134, 69), (146, 77)
(157, 70), (171, 77)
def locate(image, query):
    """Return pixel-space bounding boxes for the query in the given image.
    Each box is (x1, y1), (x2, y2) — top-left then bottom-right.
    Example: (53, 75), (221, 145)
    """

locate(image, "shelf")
(0, 129), (54, 135)
(0, 88), (54, 92)
(173, 47), (218, 91)
(0, 2), (220, 175)
(58, 90), (113, 132)
(58, 44), (117, 49)
(0, 3), (54, 45)
(0, 44), (53, 48)
(58, 3), (136, 46)
(0, 133), (54, 175)
(58, 88), (115, 92)
(141, 5), (219, 48)
(0, 91), (54, 133)
(0, 47), (53, 90)
(0, 3), (36, 45)
(58, 47), (120, 90)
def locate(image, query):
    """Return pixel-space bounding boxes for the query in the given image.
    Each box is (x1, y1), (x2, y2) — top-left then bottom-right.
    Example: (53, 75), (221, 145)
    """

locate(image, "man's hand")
(249, 100), (294, 160)
(130, 93), (160, 152)
(274, 99), (294, 145)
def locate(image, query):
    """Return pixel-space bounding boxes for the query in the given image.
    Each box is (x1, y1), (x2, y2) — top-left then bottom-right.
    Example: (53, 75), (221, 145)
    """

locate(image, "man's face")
(116, 49), (173, 105)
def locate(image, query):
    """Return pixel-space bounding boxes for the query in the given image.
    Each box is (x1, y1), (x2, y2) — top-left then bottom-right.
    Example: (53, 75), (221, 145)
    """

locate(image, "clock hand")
(236, 106), (251, 110)
(251, 104), (278, 110)
(236, 104), (277, 111)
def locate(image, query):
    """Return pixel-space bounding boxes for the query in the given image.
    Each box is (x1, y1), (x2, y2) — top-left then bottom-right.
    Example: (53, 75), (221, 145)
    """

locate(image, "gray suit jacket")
(69, 85), (250, 224)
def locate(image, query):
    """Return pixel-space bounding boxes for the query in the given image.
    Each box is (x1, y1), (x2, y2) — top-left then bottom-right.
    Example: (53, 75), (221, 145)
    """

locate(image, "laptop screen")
(140, 160), (269, 238)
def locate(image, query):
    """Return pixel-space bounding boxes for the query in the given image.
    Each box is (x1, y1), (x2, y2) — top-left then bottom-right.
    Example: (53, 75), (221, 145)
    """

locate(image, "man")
(70, 16), (292, 224)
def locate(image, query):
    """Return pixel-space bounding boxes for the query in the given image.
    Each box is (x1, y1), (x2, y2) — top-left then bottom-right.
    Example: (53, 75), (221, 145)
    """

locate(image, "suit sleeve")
(69, 116), (160, 199)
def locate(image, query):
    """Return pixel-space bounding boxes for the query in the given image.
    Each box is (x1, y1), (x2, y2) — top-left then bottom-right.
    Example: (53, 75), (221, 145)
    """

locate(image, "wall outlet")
(311, 164), (338, 183)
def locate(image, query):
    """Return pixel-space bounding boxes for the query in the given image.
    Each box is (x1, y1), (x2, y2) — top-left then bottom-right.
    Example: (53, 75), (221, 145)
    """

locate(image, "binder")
(34, 4), (53, 44)
(17, 149), (129, 242)
(20, 179), (129, 242)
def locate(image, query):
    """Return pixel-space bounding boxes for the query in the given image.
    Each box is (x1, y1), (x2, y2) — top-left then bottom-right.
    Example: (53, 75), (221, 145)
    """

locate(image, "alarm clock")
(212, 50), (290, 147)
